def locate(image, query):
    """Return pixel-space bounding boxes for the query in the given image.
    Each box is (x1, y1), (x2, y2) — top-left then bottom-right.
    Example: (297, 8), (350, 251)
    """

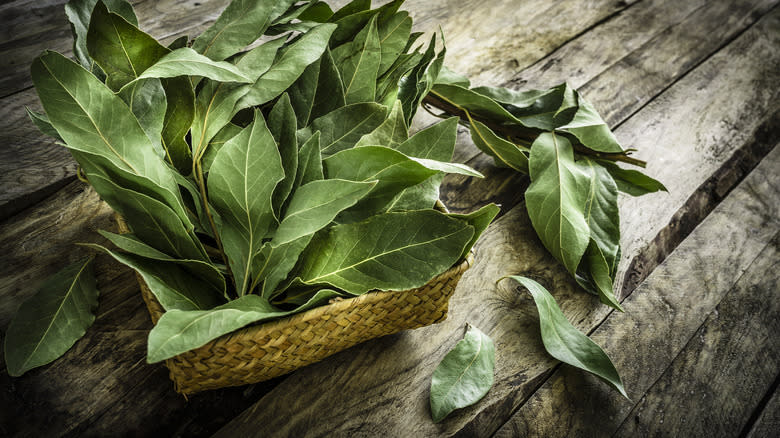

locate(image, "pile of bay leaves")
(5, 0), (665, 424)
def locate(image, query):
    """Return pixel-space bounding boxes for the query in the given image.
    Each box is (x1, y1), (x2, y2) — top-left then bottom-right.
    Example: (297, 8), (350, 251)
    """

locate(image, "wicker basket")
(116, 216), (473, 394)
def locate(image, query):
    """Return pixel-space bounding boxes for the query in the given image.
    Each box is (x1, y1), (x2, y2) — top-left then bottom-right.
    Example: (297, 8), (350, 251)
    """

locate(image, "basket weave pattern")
(137, 256), (472, 394)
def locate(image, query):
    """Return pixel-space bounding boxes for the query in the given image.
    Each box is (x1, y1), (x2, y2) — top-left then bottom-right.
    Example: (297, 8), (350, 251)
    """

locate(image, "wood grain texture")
(494, 146), (780, 437)
(614, 235), (778, 437)
(745, 388), (780, 438)
(215, 6), (780, 437)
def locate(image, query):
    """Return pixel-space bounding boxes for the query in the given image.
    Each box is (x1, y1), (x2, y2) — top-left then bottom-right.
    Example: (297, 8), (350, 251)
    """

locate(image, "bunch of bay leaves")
(5, 0), (666, 424)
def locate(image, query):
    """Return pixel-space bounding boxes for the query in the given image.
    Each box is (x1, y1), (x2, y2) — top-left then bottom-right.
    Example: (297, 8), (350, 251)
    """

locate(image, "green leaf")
(578, 158), (621, 277)
(448, 203), (500, 259)
(577, 241), (624, 311)
(375, 38), (423, 104)
(136, 48), (253, 83)
(431, 83), (521, 125)
(273, 179), (376, 245)
(268, 93), (298, 220)
(190, 38), (287, 160)
(65, 0), (138, 74)
(503, 276), (628, 398)
(25, 108), (62, 141)
(525, 133), (591, 275)
(323, 145), (438, 218)
(117, 78), (167, 157)
(208, 112), (285, 295)
(468, 120), (529, 172)
(237, 23), (337, 109)
(435, 65), (470, 87)
(86, 1), (169, 91)
(97, 230), (226, 298)
(167, 35), (189, 50)
(288, 48), (346, 127)
(202, 123), (244, 173)
(377, 11), (412, 76)
(332, 16), (381, 104)
(293, 131), (324, 189)
(297, 1), (334, 22)
(395, 116), (458, 160)
(147, 290), (339, 362)
(430, 324), (495, 422)
(472, 83), (577, 131)
(559, 93), (624, 153)
(330, 0), (371, 22)
(597, 160), (667, 197)
(85, 243), (224, 311)
(398, 34), (439, 125)
(296, 210), (473, 295)
(191, 0), (296, 61)
(356, 99), (408, 147)
(254, 236), (315, 299)
(4, 257), (98, 377)
(305, 102), (388, 155)
(31, 51), (188, 223)
(160, 77), (195, 174)
(86, 173), (206, 261)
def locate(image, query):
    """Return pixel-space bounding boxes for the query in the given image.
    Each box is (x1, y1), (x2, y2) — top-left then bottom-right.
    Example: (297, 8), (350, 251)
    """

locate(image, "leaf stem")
(193, 159), (236, 291)
(422, 91), (647, 168)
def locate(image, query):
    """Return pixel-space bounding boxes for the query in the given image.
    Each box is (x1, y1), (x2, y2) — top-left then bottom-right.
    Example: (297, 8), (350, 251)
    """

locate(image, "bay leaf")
(117, 78), (167, 157)
(525, 133), (591, 275)
(597, 160), (668, 197)
(468, 119), (529, 172)
(430, 324), (495, 422)
(576, 241), (624, 311)
(86, 1), (169, 91)
(559, 92), (624, 153)
(296, 210), (474, 295)
(305, 102), (388, 155)
(25, 108), (62, 141)
(503, 275), (628, 398)
(85, 243), (224, 311)
(356, 99), (408, 147)
(273, 179), (376, 245)
(254, 236), (314, 299)
(147, 290), (339, 362)
(98, 230), (226, 298)
(237, 23), (337, 109)
(268, 93), (298, 220)
(65, 0), (138, 74)
(377, 11), (412, 76)
(86, 173), (207, 261)
(288, 47), (346, 127)
(323, 145), (438, 218)
(395, 116), (458, 160)
(208, 111), (284, 295)
(447, 203), (500, 259)
(136, 48), (253, 83)
(191, 0), (296, 61)
(578, 158), (620, 275)
(4, 257), (98, 377)
(31, 50), (188, 223)
(160, 76), (195, 174)
(332, 15), (381, 104)
(292, 131), (324, 191)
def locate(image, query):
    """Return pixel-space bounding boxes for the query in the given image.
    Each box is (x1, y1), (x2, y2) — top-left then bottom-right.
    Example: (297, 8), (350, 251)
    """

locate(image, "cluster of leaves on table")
(6, 0), (664, 423)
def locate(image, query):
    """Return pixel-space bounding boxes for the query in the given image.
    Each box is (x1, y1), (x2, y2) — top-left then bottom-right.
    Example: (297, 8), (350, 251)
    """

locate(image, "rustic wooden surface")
(1, 0), (778, 437)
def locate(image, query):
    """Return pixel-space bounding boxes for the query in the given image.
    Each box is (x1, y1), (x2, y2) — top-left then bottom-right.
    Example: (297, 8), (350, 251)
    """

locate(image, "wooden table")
(1, 0), (778, 436)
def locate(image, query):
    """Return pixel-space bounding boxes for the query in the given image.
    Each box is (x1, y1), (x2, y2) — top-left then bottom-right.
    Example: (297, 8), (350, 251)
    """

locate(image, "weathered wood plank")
(214, 8), (780, 437)
(493, 147), (780, 437)
(745, 387), (780, 438)
(615, 238), (779, 437)
(0, 0), (231, 97)
(0, 0), (636, 220)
